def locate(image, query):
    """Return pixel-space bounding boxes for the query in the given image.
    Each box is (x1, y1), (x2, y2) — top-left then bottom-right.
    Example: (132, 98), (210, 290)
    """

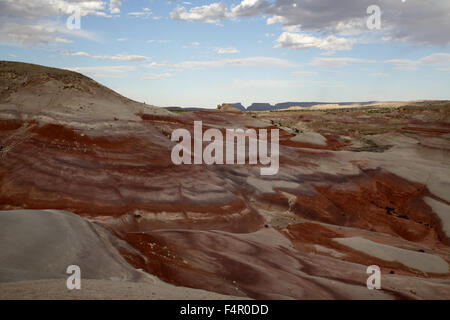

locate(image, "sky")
(0, 0), (449, 108)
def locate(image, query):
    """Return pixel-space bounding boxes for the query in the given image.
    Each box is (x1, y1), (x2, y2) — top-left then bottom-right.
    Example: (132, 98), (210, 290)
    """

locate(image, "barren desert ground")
(0, 61), (449, 299)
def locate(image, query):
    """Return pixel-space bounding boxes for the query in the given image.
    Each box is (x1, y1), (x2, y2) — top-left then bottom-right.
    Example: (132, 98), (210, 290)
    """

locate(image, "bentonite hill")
(0, 61), (449, 299)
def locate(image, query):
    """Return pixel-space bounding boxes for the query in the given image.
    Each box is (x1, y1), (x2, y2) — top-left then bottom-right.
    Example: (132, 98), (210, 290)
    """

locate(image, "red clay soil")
(1, 89), (449, 299)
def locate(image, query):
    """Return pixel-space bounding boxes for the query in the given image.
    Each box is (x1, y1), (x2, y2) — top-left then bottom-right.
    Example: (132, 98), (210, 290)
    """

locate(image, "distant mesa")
(165, 106), (184, 111)
(165, 106), (207, 112)
(217, 103), (243, 112)
(231, 103), (246, 111)
(244, 101), (379, 111)
(247, 103), (273, 111)
(166, 101), (387, 112)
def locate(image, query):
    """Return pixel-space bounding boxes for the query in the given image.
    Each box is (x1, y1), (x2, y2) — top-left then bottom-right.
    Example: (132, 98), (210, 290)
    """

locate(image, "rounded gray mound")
(0, 210), (139, 283)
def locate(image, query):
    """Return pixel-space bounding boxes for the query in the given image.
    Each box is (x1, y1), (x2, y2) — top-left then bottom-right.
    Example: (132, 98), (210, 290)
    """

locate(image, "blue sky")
(0, 0), (449, 108)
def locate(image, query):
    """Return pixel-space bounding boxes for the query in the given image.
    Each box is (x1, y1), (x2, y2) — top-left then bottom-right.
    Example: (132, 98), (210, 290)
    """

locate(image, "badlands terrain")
(0, 61), (449, 299)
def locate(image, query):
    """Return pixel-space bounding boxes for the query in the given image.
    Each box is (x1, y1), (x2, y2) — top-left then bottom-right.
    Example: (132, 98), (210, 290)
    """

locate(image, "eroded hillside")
(1, 62), (449, 299)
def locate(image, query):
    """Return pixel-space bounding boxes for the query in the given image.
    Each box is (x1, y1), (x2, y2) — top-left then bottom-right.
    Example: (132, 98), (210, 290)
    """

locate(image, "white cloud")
(66, 65), (135, 78)
(385, 59), (418, 70)
(213, 46), (239, 54)
(143, 62), (168, 68)
(92, 54), (150, 62)
(267, 0), (450, 46)
(174, 56), (299, 69)
(310, 57), (370, 68)
(307, 52), (450, 70)
(60, 50), (89, 56)
(292, 70), (317, 76)
(109, 0), (122, 14)
(141, 73), (174, 80)
(418, 53), (450, 65)
(231, 0), (270, 17)
(170, 3), (228, 24)
(54, 37), (72, 43)
(0, 0), (109, 19)
(275, 32), (356, 51)
(320, 51), (337, 56)
(167, 1), (450, 46)
(128, 8), (152, 18)
(60, 50), (150, 61)
(282, 25), (302, 33)
(0, 1), (106, 46)
(385, 53), (450, 71)
(333, 18), (368, 36)
(0, 21), (94, 46)
(266, 15), (286, 25)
